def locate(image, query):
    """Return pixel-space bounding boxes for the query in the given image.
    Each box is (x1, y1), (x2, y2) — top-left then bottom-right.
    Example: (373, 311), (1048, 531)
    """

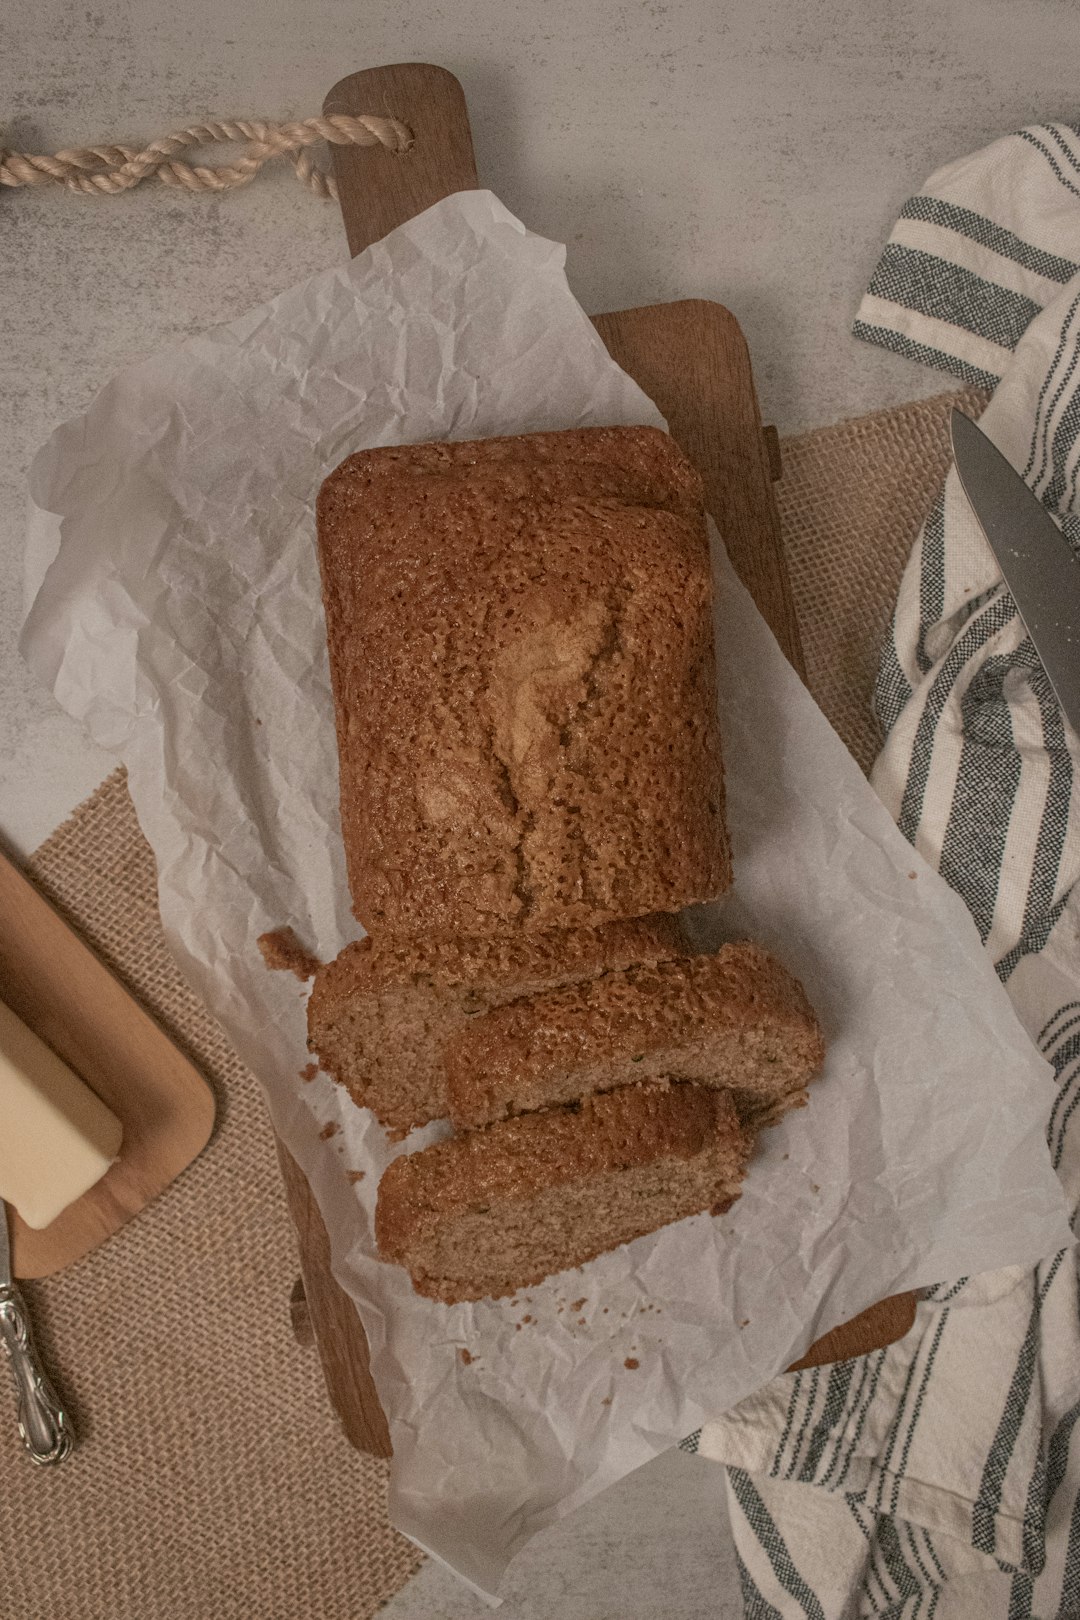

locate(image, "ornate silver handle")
(0, 1282), (73, 1464)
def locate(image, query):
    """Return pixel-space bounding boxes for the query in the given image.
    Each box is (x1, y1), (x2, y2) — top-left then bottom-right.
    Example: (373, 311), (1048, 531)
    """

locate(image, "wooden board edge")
(275, 1139), (393, 1457)
(790, 1293), (918, 1371)
(592, 299), (806, 680)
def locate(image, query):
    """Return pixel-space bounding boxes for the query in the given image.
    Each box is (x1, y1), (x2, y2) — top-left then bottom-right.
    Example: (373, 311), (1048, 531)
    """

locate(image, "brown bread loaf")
(446, 942), (825, 1130)
(315, 425), (730, 936)
(374, 1081), (752, 1303)
(306, 913), (691, 1134)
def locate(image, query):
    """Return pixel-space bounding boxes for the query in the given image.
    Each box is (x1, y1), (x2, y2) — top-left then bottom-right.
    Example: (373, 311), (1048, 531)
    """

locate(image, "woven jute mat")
(777, 384), (986, 772)
(0, 387), (984, 1620)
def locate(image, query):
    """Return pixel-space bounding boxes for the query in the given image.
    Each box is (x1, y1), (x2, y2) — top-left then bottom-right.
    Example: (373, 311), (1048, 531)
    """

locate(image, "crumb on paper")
(740, 1318), (750, 1328)
(515, 1322), (522, 1331)
(782, 1152), (789, 1161)
(602, 1307), (608, 1314)
(570, 1297), (587, 1313)
(601, 1396), (612, 1406)
(908, 870), (917, 880)
(521, 1314), (533, 1324)
(319, 1121), (340, 1141)
(257, 927), (321, 981)
(810, 1182), (820, 1194)
(459, 1348), (475, 1366)
(346, 1169), (365, 1184)
(624, 1358), (639, 1370)
(300, 1060), (318, 1083)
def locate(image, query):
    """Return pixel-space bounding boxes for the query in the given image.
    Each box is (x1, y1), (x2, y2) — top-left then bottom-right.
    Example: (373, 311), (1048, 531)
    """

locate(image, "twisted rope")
(0, 114), (413, 199)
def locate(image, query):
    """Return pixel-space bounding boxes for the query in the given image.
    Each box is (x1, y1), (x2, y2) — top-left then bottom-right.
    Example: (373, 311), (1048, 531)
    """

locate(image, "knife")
(0, 1198), (73, 1464)
(951, 409), (1080, 738)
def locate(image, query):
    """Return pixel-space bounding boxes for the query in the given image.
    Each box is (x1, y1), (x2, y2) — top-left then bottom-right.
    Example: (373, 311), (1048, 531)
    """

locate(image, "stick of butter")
(0, 998), (123, 1229)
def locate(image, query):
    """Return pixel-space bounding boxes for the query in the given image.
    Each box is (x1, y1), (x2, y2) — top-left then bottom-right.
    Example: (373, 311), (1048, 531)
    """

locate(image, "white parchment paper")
(21, 191), (1073, 1597)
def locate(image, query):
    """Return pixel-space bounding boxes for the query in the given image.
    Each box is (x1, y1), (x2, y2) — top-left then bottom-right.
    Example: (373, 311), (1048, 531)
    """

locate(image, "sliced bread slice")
(375, 1081), (752, 1303)
(306, 913), (689, 1135)
(446, 941), (824, 1131)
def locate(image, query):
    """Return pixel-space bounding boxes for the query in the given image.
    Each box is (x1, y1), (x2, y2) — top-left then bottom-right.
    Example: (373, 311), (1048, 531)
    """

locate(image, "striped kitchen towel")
(693, 123), (1080, 1619)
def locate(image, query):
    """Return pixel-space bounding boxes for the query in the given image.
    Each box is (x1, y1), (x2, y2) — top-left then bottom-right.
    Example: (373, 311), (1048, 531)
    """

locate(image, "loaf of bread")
(315, 425), (731, 936)
(445, 942), (825, 1131)
(306, 913), (690, 1135)
(375, 1081), (752, 1303)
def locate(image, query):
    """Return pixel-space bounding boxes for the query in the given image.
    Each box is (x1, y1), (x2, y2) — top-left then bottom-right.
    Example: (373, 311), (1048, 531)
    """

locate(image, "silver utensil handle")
(0, 1283), (73, 1464)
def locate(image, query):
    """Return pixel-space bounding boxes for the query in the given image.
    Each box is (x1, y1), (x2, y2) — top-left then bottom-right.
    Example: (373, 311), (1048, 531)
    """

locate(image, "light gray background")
(4, 3), (1079, 1615)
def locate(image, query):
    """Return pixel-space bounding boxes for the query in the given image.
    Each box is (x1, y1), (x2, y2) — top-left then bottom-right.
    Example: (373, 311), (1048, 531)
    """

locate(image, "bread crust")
(374, 1081), (752, 1301)
(306, 914), (691, 1132)
(316, 425), (730, 934)
(446, 942), (826, 1128)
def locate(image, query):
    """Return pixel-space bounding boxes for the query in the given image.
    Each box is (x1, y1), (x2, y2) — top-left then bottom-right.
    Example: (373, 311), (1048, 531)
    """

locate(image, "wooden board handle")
(325, 64), (478, 256)
(592, 302), (805, 674)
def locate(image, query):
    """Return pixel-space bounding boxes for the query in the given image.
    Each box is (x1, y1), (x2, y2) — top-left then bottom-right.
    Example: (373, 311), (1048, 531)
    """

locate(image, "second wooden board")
(0, 848), (215, 1279)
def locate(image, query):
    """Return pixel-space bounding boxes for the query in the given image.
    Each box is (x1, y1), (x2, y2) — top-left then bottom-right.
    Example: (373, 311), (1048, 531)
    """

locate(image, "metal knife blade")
(0, 1198), (73, 1463)
(951, 409), (1080, 737)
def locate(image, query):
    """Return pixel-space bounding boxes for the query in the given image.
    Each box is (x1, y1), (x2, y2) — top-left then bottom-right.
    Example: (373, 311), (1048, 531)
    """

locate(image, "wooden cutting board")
(275, 62), (915, 1459)
(0, 846), (215, 1278)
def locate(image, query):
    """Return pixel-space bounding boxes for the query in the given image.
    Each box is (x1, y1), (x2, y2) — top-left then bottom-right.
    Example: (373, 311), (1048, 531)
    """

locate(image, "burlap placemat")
(0, 387), (983, 1620)
(1, 774), (423, 1618)
(776, 384), (987, 772)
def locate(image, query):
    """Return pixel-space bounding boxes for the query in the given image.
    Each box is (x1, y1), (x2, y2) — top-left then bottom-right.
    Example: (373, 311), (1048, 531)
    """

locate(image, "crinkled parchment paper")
(21, 191), (1072, 1598)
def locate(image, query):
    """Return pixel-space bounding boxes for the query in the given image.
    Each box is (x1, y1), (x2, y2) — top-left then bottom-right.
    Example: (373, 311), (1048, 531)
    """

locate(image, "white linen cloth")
(695, 122), (1080, 1620)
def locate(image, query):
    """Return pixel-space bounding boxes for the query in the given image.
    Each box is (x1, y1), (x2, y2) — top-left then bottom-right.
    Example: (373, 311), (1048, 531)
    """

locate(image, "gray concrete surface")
(4, 3), (1079, 1613)
(382, 1448), (741, 1620)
